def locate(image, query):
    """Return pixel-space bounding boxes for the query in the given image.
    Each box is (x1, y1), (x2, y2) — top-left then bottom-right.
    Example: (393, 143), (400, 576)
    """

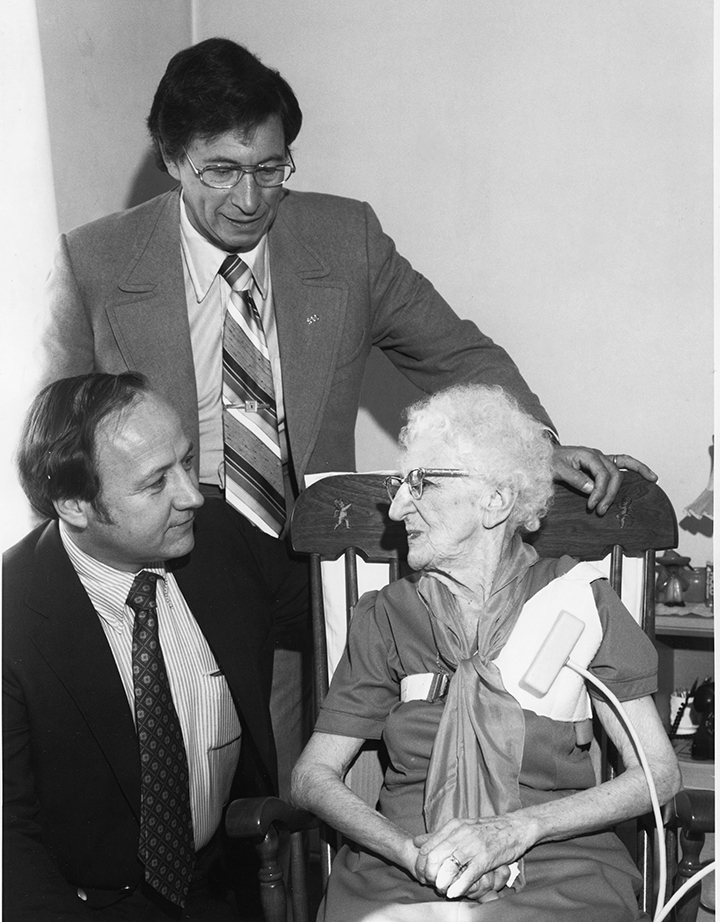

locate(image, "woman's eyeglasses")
(383, 468), (472, 501)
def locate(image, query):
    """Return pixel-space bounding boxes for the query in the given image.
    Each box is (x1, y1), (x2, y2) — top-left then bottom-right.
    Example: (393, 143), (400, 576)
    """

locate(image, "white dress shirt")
(59, 522), (242, 850)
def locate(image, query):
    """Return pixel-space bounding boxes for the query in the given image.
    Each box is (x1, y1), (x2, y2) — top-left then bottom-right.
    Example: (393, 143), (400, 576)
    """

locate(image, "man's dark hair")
(147, 37), (303, 170)
(17, 373), (150, 521)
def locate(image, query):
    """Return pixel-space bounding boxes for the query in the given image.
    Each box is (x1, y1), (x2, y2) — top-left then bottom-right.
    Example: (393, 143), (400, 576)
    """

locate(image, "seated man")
(3, 373), (276, 921)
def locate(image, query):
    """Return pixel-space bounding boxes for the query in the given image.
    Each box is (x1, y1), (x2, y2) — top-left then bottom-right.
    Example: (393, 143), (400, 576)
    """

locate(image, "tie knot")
(220, 254), (253, 291)
(126, 571), (160, 613)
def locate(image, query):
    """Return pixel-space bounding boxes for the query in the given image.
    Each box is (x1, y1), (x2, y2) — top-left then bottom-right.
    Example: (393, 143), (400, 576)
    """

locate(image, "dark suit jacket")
(42, 189), (553, 493)
(3, 507), (276, 920)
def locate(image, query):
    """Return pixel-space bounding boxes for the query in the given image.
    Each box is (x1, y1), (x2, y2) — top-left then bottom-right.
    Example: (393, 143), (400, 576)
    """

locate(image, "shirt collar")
(178, 193), (269, 301)
(59, 521), (166, 633)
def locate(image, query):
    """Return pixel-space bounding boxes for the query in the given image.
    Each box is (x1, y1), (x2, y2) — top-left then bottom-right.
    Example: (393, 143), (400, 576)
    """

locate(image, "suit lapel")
(269, 203), (348, 484)
(26, 523), (141, 820)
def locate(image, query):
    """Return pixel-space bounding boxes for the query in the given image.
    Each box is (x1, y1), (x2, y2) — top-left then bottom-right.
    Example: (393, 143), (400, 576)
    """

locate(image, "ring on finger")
(450, 854), (468, 873)
(610, 454), (618, 465)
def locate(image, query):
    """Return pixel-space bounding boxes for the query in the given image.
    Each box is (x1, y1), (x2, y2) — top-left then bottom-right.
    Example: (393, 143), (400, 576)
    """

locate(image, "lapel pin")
(307, 314), (320, 324)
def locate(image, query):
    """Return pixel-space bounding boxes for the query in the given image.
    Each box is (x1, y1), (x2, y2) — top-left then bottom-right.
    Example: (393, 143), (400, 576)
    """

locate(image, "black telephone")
(691, 678), (714, 761)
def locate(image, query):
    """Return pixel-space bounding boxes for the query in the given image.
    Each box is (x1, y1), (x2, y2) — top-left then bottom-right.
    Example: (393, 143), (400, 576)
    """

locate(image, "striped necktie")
(128, 571), (195, 907)
(219, 254), (286, 537)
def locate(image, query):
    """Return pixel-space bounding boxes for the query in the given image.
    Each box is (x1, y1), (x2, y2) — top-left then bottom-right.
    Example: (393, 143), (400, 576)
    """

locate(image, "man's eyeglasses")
(383, 468), (472, 501)
(183, 148), (296, 189)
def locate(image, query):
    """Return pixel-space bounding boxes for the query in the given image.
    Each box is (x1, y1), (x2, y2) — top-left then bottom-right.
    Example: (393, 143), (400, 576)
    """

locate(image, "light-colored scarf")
(421, 537), (534, 840)
(420, 537), (603, 894)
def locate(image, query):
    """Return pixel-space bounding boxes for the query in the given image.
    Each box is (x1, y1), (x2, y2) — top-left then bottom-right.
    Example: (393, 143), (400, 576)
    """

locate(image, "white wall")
(24, 0), (714, 565)
(1, 1), (60, 546)
(36, 0), (189, 229)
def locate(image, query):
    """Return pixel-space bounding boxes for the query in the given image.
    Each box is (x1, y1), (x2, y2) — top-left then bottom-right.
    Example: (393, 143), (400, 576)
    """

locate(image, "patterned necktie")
(128, 571), (195, 907)
(219, 254), (286, 537)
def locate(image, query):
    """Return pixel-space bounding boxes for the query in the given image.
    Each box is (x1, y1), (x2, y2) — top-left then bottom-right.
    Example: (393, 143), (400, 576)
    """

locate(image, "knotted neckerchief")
(421, 535), (541, 892)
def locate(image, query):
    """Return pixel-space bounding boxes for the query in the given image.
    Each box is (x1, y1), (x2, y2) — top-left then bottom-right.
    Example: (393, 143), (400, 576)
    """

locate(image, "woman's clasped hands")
(411, 814), (531, 903)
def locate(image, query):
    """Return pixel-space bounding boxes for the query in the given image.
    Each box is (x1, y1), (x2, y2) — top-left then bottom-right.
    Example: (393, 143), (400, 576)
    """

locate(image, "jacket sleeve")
(3, 664), (93, 921)
(40, 234), (98, 389)
(362, 201), (555, 431)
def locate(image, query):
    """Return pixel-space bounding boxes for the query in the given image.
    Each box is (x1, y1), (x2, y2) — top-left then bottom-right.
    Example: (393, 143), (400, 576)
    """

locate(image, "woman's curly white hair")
(399, 384), (554, 533)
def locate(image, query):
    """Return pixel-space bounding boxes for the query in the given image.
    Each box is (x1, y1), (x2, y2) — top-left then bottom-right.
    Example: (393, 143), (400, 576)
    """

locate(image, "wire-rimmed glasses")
(383, 468), (472, 501)
(183, 148), (295, 189)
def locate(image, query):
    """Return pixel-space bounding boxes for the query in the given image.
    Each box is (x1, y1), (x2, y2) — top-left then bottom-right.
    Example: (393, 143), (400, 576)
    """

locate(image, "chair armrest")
(225, 797), (317, 922)
(675, 788), (715, 836)
(225, 796), (318, 839)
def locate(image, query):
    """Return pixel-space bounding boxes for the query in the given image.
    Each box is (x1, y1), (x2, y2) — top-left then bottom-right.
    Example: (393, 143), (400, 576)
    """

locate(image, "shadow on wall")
(680, 442), (714, 540)
(125, 150), (178, 209)
(680, 514), (713, 539)
(358, 350), (424, 448)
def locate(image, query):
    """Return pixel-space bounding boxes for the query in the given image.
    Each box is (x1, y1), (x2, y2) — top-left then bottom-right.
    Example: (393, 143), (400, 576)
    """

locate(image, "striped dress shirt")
(178, 194), (289, 489)
(60, 523), (242, 850)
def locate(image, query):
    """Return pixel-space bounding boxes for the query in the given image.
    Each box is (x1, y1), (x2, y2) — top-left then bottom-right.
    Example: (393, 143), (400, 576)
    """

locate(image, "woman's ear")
(481, 486), (515, 529)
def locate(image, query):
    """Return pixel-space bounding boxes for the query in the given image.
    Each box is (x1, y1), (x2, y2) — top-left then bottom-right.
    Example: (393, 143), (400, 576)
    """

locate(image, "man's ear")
(481, 485), (515, 529)
(53, 496), (90, 530)
(160, 144), (182, 182)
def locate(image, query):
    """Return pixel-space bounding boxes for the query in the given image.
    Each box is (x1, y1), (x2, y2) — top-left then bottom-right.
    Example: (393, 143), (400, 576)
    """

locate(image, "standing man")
(39, 38), (655, 795)
(3, 373), (276, 920)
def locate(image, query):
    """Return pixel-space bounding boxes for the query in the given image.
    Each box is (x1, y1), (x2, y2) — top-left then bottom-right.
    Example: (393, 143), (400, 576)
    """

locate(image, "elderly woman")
(291, 385), (680, 922)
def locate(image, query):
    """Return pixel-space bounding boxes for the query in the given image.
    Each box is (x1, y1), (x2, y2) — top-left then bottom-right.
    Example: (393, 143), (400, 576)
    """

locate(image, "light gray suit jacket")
(42, 188), (552, 491)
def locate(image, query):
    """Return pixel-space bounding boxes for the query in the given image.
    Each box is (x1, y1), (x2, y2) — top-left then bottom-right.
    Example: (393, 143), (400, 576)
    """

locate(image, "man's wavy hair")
(147, 37), (303, 169)
(399, 384), (555, 533)
(17, 373), (149, 521)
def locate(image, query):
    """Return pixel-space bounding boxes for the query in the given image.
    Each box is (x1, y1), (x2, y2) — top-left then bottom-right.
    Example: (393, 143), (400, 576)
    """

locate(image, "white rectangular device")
(518, 610), (586, 698)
